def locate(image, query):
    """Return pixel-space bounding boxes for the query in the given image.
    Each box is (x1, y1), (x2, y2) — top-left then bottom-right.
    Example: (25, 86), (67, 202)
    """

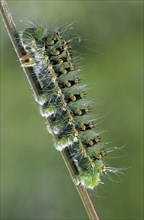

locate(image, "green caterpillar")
(19, 23), (118, 189)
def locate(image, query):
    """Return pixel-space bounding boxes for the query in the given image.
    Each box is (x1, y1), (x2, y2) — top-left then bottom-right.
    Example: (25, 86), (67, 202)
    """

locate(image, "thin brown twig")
(0, 0), (99, 219)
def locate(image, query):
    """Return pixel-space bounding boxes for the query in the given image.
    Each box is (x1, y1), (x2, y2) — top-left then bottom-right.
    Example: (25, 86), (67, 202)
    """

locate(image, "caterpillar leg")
(20, 53), (32, 61)
(21, 60), (35, 67)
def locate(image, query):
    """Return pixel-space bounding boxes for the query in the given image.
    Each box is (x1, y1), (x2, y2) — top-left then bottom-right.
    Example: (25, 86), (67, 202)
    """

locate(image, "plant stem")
(0, 1), (99, 219)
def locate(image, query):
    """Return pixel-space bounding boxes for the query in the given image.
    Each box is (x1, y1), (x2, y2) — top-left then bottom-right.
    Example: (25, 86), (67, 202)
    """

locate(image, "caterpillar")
(19, 23), (120, 189)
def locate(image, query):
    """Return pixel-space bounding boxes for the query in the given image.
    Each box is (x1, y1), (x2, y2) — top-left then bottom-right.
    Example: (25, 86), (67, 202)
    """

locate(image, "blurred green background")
(1, 0), (143, 219)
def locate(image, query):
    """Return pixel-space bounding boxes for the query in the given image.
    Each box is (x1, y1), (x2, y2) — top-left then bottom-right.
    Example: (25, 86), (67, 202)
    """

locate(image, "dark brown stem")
(0, 1), (99, 219)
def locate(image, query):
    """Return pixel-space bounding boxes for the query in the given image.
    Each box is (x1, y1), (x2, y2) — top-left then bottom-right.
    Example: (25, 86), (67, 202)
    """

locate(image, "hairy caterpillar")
(19, 23), (121, 189)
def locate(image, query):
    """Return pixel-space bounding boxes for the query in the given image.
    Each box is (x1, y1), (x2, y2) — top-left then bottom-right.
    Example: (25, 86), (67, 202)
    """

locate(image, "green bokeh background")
(0, 1), (143, 219)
